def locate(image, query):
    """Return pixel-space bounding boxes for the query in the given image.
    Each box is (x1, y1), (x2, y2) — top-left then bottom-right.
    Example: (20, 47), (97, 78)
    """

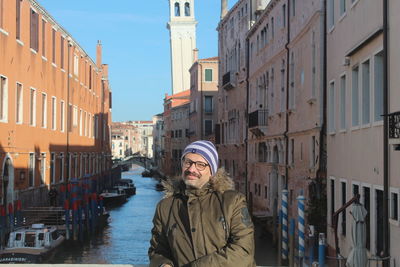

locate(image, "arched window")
(185, 3), (191, 16)
(175, 2), (180, 16)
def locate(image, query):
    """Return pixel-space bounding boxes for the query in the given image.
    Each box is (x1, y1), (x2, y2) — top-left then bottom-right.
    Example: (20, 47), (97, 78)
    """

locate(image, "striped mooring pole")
(297, 193), (306, 265)
(281, 190), (289, 260)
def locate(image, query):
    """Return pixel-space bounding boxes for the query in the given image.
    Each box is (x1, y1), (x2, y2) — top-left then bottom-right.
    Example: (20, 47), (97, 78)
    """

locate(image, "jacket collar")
(162, 168), (234, 198)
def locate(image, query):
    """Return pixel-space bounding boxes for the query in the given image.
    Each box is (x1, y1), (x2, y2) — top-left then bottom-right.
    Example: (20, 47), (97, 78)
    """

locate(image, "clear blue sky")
(38, 0), (233, 122)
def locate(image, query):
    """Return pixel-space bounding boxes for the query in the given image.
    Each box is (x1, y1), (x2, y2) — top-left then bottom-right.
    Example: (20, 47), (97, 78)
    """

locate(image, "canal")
(51, 165), (278, 266)
(52, 165), (163, 265)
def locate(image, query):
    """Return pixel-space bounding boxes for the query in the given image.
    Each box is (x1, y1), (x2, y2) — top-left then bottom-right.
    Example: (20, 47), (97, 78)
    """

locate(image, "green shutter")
(205, 69), (213, 81)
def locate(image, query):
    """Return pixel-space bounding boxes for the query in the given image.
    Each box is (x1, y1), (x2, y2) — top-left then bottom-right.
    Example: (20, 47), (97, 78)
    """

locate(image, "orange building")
(162, 90), (190, 176)
(0, 0), (112, 208)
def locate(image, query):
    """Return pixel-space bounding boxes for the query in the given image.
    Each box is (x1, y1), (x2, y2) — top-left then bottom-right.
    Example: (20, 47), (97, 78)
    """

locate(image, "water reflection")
(52, 165), (163, 265)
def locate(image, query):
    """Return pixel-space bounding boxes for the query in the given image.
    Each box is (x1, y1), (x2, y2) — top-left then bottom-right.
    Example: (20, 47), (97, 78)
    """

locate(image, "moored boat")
(0, 224), (65, 263)
(100, 188), (127, 206)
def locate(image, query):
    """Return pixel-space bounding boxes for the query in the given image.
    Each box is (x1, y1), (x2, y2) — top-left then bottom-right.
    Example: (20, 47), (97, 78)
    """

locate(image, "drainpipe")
(200, 61), (204, 139)
(315, 0), (327, 182)
(284, 0), (291, 191)
(383, 0), (389, 264)
(245, 36), (250, 201)
(66, 39), (72, 182)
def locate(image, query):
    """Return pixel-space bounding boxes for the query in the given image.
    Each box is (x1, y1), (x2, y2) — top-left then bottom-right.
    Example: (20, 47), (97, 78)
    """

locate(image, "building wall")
(0, 0), (112, 207)
(189, 57), (219, 142)
(326, 0), (384, 257)
(217, 0), (251, 194)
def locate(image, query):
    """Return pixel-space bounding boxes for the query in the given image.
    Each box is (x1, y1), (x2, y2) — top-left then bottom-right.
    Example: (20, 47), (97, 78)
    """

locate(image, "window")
(282, 4), (286, 28)
(205, 69), (213, 82)
(362, 60), (370, 125)
(51, 97), (56, 130)
(363, 186), (371, 249)
(352, 66), (359, 126)
(60, 36), (64, 69)
(73, 105), (78, 127)
(264, 186), (268, 199)
(0, 75), (7, 122)
(271, 17), (274, 38)
(391, 191), (399, 221)
(281, 61), (285, 112)
(60, 100), (65, 132)
(205, 120), (213, 136)
(330, 179), (335, 216)
(328, 0), (335, 29)
(16, 0), (22, 39)
(41, 93), (47, 128)
(79, 109), (83, 136)
(30, 88), (36, 126)
(340, 0), (346, 16)
(52, 28), (56, 63)
(30, 8), (39, 52)
(340, 75), (346, 130)
(328, 81), (335, 133)
(74, 54), (79, 77)
(50, 153), (55, 184)
(29, 153), (35, 187)
(311, 31), (316, 98)
(374, 52), (383, 122)
(310, 136), (316, 167)
(42, 19), (46, 57)
(174, 2), (180, 16)
(353, 184), (359, 196)
(270, 68), (275, 114)
(0, 0), (4, 29)
(58, 153), (64, 181)
(289, 139), (294, 165)
(291, 0), (296, 17)
(204, 96), (213, 113)
(185, 2), (190, 16)
(289, 52), (295, 109)
(341, 181), (346, 236)
(16, 83), (23, 123)
(40, 153), (46, 184)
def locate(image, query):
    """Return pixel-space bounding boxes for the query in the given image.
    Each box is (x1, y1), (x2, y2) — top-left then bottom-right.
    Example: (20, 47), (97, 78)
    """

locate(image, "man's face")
(181, 153), (212, 189)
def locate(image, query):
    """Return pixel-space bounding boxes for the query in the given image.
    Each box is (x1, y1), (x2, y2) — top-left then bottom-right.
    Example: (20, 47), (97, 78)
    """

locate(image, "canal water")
(52, 165), (163, 265)
(52, 165), (278, 265)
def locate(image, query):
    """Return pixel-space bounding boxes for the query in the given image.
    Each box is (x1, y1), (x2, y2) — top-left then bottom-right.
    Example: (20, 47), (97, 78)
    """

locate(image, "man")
(149, 140), (256, 267)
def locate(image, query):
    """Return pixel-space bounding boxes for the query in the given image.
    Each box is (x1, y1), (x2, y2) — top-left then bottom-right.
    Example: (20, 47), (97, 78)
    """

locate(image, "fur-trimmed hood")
(162, 168), (234, 198)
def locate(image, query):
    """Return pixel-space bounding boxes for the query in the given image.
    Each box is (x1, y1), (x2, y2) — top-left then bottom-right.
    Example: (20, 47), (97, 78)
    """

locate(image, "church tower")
(167, 0), (197, 94)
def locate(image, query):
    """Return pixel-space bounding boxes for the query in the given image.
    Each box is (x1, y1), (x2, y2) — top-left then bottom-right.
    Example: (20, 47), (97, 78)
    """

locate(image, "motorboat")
(0, 224), (65, 263)
(100, 188), (127, 206)
(115, 179), (136, 196)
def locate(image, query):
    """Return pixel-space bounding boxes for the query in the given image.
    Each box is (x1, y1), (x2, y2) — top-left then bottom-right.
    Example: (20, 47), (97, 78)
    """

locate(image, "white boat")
(0, 224), (65, 263)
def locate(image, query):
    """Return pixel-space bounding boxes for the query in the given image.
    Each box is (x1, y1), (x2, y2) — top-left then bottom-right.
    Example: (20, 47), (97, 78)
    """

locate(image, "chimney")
(193, 48), (199, 62)
(96, 40), (102, 67)
(221, 0), (228, 19)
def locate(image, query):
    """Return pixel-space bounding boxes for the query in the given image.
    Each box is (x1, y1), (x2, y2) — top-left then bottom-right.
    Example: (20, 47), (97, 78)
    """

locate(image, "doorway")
(2, 157), (14, 206)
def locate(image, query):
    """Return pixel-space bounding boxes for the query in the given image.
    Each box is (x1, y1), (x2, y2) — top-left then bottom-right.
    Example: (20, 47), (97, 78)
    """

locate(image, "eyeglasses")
(182, 158), (209, 171)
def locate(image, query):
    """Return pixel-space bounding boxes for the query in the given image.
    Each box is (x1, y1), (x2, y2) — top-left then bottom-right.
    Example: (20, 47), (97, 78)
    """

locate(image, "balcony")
(248, 109), (268, 137)
(222, 71), (236, 90)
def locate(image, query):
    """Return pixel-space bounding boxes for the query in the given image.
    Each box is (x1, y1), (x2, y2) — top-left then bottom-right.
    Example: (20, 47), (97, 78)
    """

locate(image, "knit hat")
(181, 140), (219, 175)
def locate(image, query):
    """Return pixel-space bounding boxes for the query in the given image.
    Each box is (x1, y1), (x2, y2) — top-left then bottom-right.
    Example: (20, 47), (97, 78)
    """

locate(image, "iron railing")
(249, 109), (268, 128)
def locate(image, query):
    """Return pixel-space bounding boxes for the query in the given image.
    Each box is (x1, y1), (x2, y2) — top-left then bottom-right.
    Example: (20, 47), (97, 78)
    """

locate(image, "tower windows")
(185, 3), (190, 16)
(175, 2), (180, 16)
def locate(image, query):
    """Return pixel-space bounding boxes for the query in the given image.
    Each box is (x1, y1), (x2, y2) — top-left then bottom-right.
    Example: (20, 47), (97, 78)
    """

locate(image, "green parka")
(149, 169), (256, 267)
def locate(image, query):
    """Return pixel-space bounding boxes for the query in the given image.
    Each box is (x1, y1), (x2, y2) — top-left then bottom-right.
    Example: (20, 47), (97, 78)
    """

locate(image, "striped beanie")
(181, 140), (219, 175)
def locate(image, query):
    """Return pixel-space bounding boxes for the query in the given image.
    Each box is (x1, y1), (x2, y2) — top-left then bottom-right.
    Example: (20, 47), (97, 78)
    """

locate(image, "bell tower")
(167, 0), (197, 94)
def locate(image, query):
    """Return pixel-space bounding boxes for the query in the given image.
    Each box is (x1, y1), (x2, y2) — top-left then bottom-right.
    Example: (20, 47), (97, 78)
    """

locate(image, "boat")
(115, 179), (136, 196)
(0, 224), (65, 263)
(100, 188), (127, 206)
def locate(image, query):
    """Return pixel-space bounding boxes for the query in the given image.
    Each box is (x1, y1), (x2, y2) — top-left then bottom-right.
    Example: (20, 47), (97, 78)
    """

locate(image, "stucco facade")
(188, 52), (219, 143)
(217, 0), (252, 195)
(325, 0), (388, 259)
(0, 0), (112, 208)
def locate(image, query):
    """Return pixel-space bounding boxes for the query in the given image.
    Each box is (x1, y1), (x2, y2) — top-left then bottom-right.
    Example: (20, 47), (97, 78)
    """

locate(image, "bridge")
(113, 155), (153, 170)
